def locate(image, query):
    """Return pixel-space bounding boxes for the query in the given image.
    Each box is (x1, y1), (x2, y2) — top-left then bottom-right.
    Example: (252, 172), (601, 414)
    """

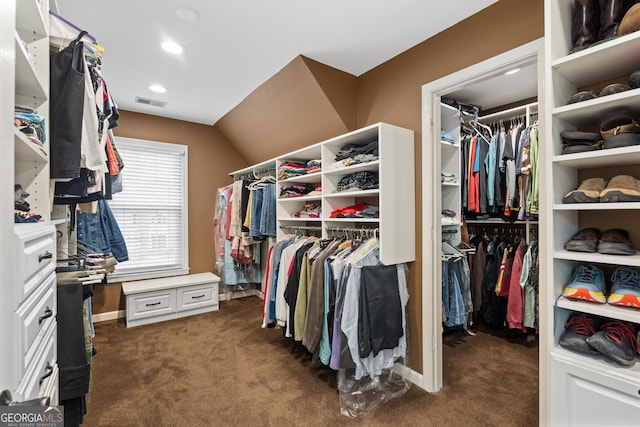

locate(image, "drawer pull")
(39, 251), (53, 262)
(38, 306), (53, 325)
(39, 362), (53, 385)
(191, 294), (206, 299)
(145, 302), (161, 307)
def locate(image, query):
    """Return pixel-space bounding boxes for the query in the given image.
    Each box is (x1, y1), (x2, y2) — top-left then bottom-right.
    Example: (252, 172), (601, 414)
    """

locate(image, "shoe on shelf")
(563, 177), (607, 203)
(597, 229), (637, 255)
(564, 228), (600, 253)
(586, 320), (640, 367)
(562, 264), (607, 304)
(608, 266), (640, 308)
(559, 312), (601, 355)
(599, 175), (640, 203)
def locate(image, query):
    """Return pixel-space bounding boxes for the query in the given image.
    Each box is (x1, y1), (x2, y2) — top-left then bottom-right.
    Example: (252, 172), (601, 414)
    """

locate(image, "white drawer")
(16, 273), (56, 376)
(177, 282), (218, 313)
(16, 326), (56, 401)
(39, 363), (59, 406)
(14, 224), (56, 303)
(127, 288), (177, 322)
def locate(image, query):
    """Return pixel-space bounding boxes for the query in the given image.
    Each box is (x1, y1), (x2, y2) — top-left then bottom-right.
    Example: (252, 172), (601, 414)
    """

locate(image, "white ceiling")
(51, 0), (498, 125)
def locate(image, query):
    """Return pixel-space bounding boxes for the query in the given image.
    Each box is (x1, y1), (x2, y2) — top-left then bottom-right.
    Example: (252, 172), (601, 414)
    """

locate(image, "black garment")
(60, 395), (86, 427)
(336, 171), (379, 192)
(483, 240), (508, 326)
(338, 265), (357, 370)
(50, 32), (86, 180)
(57, 282), (90, 401)
(334, 140), (379, 161)
(283, 241), (315, 340)
(240, 180), (250, 232)
(358, 264), (403, 358)
(53, 169), (110, 204)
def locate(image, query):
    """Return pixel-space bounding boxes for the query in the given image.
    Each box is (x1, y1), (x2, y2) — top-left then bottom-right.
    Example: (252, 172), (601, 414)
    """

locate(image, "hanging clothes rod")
(233, 167), (277, 181)
(279, 225), (322, 231)
(49, 11), (98, 44)
(326, 226), (380, 236)
(478, 101), (538, 122)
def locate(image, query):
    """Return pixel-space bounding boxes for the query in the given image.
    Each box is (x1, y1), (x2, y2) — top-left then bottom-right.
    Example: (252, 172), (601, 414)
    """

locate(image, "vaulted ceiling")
(51, 0), (498, 125)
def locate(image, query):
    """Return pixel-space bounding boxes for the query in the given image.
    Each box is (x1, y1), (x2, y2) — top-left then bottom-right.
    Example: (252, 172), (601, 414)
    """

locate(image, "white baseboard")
(394, 363), (426, 391)
(92, 310), (125, 323)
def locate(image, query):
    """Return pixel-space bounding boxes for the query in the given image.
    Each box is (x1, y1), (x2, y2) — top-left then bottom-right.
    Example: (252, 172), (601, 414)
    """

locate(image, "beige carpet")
(82, 297), (538, 426)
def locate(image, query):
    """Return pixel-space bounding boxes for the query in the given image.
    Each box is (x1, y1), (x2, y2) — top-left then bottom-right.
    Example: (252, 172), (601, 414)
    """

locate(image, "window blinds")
(108, 137), (189, 280)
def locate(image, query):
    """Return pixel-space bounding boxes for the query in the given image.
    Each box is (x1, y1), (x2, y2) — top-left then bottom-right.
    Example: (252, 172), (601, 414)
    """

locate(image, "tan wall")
(93, 0), (545, 375)
(91, 110), (247, 314)
(353, 0), (544, 374)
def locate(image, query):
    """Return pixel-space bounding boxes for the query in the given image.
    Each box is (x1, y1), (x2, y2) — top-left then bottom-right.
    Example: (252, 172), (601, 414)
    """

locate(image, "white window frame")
(107, 137), (189, 283)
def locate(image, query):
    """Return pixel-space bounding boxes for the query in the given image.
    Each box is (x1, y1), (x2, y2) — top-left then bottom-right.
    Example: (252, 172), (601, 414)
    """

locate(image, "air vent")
(134, 96), (167, 108)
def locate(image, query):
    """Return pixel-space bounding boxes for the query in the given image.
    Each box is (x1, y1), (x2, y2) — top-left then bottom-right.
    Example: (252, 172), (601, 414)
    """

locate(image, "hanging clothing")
(506, 240), (529, 332)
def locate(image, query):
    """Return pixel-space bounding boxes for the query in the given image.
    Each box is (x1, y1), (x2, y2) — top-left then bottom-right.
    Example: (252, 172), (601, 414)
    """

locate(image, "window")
(108, 137), (189, 282)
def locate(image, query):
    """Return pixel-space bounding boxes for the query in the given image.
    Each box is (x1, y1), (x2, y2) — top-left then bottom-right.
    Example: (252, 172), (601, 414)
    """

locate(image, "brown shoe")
(598, 229), (637, 255)
(563, 177), (607, 203)
(600, 175), (640, 202)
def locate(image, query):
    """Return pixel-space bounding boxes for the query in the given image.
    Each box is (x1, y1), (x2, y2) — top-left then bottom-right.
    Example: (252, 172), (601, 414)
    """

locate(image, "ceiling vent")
(134, 96), (167, 108)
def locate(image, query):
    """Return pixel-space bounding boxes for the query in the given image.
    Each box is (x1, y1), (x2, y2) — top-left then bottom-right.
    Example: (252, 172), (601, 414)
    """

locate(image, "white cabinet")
(276, 122), (415, 265)
(122, 273), (221, 327)
(1, 0), (56, 405)
(542, 1), (640, 423)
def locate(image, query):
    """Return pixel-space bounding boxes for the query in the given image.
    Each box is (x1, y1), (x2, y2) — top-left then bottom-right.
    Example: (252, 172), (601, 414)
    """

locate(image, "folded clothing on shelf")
(278, 161), (308, 180)
(330, 202), (379, 219)
(14, 105), (46, 147)
(279, 183), (315, 198)
(336, 171), (379, 192)
(334, 140), (378, 161)
(292, 202), (321, 219)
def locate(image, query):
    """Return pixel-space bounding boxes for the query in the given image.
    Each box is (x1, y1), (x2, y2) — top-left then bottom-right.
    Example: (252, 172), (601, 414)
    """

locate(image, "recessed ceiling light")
(504, 68), (521, 76)
(149, 84), (167, 93)
(176, 6), (199, 22)
(161, 41), (183, 54)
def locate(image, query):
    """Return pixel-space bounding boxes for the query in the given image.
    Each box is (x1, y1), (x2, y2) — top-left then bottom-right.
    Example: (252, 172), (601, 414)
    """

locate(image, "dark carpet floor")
(82, 297), (538, 426)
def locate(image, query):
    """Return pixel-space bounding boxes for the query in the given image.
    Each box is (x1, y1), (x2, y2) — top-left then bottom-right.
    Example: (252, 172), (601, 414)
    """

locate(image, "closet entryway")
(420, 38), (544, 398)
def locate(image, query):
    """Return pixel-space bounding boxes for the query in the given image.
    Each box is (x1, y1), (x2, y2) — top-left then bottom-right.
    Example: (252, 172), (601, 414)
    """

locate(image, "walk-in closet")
(5, 0), (640, 425)
(421, 39), (544, 392)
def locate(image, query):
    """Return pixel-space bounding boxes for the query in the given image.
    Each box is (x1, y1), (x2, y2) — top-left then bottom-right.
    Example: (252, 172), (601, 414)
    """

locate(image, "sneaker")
(564, 228), (600, 253)
(559, 313), (601, 355)
(562, 264), (607, 304)
(608, 267), (640, 308)
(586, 320), (640, 366)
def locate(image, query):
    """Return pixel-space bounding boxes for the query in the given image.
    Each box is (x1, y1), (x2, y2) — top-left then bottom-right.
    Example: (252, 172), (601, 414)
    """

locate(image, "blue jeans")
(259, 183), (277, 236)
(249, 187), (265, 239)
(443, 258), (466, 327)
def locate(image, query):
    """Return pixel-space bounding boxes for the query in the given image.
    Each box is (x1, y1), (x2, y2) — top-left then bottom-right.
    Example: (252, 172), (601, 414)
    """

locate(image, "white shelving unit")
(276, 122), (415, 266)
(440, 103), (462, 245)
(1, 0), (58, 405)
(542, 1), (640, 424)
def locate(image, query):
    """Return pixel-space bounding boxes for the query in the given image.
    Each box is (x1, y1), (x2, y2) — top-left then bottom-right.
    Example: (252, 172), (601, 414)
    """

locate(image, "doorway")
(420, 38), (544, 392)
